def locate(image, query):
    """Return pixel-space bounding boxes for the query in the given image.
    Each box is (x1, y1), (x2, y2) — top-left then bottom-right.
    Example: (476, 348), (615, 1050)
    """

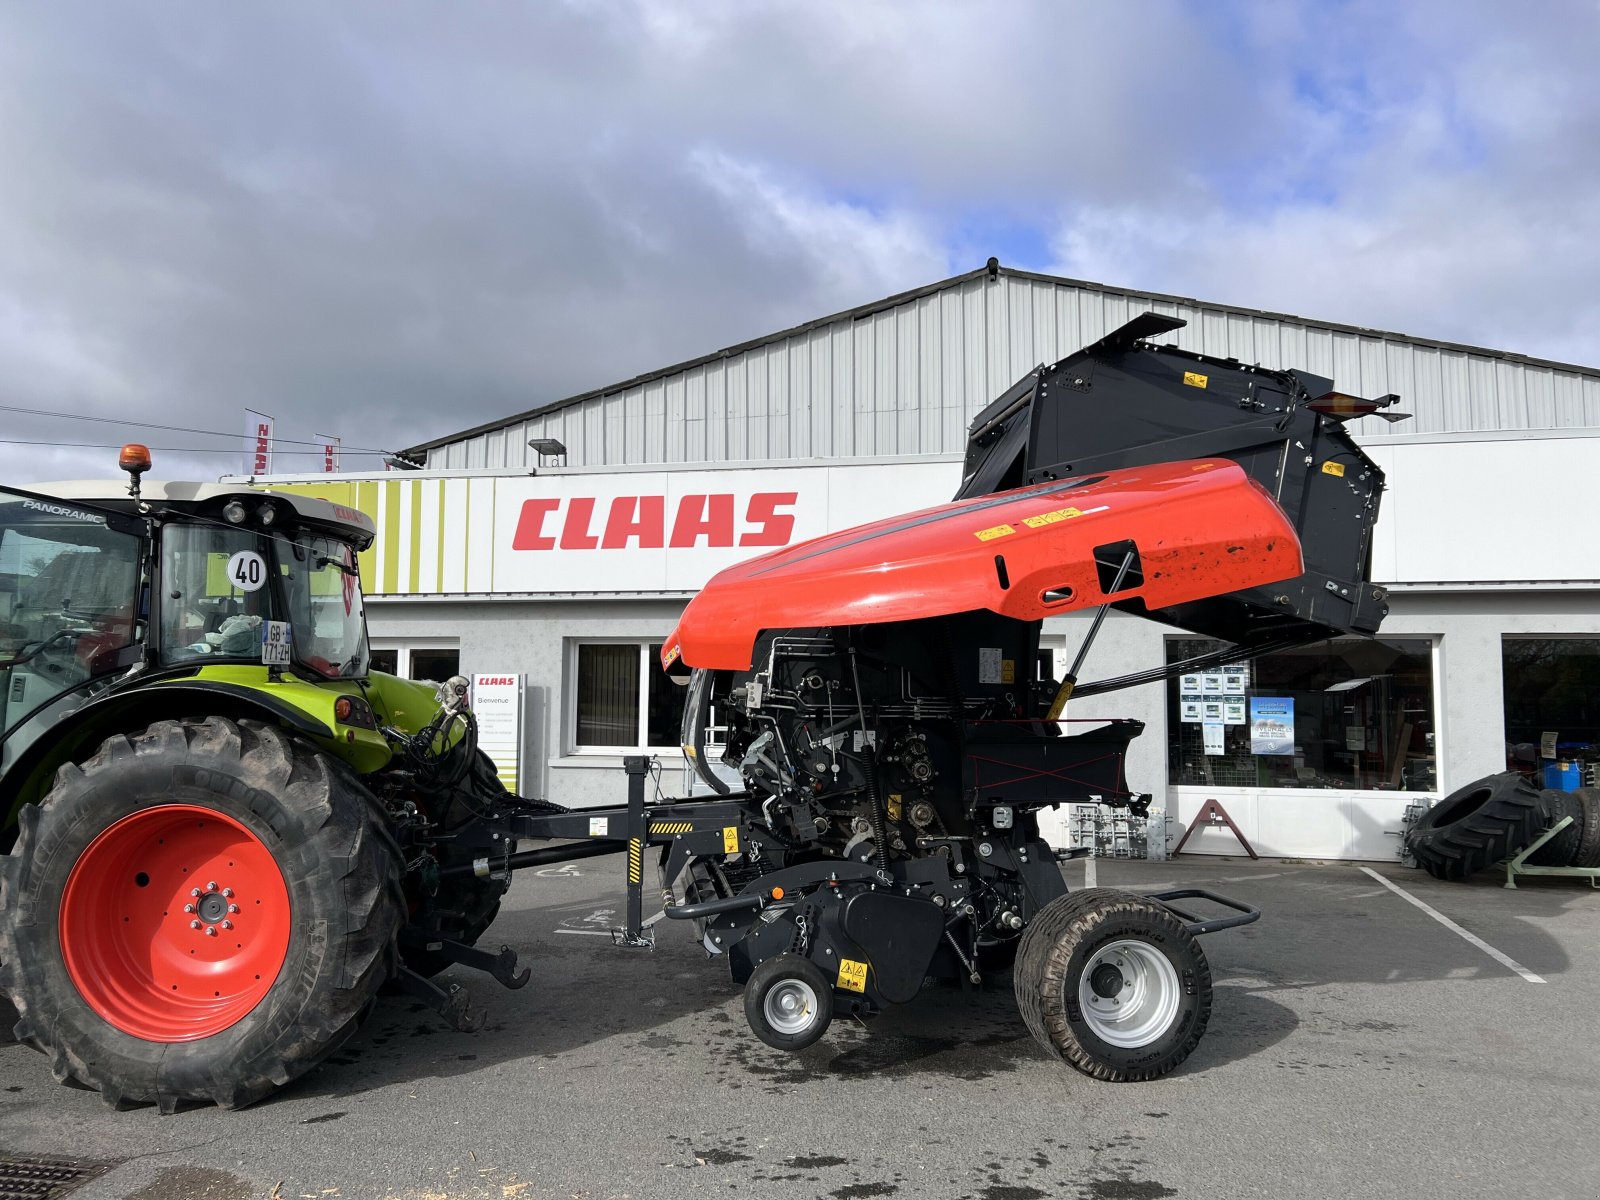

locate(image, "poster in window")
(1203, 722), (1226, 755)
(1180, 698), (1203, 722)
(1250, 696), (1295, 755)
(1201, 673), (1225, 693)
(1223, 701), (1246, 725)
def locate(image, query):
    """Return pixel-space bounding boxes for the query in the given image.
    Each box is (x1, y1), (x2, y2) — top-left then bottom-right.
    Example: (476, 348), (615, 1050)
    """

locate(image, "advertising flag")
(244, 410), (274, 475)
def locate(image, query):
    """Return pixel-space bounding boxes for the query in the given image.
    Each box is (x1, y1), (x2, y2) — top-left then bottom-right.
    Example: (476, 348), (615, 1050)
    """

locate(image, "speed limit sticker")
(226, 550), (268, 592)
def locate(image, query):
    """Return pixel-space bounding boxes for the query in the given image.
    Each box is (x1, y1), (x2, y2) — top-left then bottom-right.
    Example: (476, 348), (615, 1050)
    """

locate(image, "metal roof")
(404, 262), (1600, 469)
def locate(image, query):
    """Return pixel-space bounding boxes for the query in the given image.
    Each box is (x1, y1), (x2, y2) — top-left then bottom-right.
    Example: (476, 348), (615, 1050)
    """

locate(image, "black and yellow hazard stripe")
(627, 838), (643, 884)
(650, 821), (695, 835)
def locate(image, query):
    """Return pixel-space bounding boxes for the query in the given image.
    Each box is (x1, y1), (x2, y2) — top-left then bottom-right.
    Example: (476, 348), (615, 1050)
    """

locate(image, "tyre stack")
(1406, 772), (1600, 880)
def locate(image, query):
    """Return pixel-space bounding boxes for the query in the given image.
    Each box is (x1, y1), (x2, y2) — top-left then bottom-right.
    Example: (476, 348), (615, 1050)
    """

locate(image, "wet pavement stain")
(125, 1166), (253, 1200)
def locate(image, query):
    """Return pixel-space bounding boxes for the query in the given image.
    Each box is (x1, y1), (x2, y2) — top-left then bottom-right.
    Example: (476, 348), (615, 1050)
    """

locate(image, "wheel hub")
(1089, 962), (1125, 998)
(59, 804), (292, 1043)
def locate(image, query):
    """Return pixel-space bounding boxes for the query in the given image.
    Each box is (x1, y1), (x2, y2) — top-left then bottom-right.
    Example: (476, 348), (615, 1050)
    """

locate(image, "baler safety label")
(837, 959), (868, 993)
(589, 817), (609, 837)
(722, 826), (740, 853)
(1022, 507), (1084, 528)
(974, 523), (1016, 541)
(1183, 371), (1208, 388)
(1321, 461), (1346, 477)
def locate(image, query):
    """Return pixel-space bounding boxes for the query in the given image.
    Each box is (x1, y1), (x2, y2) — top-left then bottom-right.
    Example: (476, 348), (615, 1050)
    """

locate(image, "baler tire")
(744, 954), (834, 1052)
(1572, 788), (1600, 869)
(1014, 888), (1210, 1082)
(1529, 789), (1584, 867)
(1406, 773), (1544, 880)
(0, 717), (403, 1111)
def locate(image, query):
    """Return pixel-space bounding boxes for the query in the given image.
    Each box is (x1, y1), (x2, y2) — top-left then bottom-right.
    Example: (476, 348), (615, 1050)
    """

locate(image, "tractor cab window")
(275, 534), (369, 679)
(159, 524), (271, 663)
(0, 489), (144, 755)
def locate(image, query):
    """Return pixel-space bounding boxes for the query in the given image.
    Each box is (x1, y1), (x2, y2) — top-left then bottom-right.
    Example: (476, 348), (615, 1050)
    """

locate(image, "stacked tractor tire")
(1405, 772), (1600, 880)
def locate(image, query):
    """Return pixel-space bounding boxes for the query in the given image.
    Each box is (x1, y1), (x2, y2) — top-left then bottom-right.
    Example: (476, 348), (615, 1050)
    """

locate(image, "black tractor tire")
(1571, 788), (1600, 869)
(744, 954), (835, 1052)
(1529, 789), (1585, 867)
(0, 717), (403, 1111)
(1406, 772), (1544, 881)
(1014, 888), (1210, 1082)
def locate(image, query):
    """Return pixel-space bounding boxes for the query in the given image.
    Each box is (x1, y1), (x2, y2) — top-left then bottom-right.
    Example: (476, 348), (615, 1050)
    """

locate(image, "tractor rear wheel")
(0, 717), (403, 1110)
(1015, 888), (1210, 1082)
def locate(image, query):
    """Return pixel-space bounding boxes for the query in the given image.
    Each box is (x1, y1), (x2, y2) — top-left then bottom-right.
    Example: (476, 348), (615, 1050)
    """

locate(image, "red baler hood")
(663, 458), (1302, 672)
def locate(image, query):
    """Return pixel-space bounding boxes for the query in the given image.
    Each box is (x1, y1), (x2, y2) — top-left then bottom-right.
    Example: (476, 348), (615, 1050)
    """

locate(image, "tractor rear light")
(223, 500), (248, 524)
(334, 696), (376, 730)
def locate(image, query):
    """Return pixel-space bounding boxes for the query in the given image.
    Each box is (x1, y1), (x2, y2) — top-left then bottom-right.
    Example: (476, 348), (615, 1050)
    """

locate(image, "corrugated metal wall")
(427, 271), (1600, 471)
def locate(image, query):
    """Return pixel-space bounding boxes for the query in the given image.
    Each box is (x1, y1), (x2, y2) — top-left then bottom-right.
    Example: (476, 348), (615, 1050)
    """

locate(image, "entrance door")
(0, 488), (147, 772)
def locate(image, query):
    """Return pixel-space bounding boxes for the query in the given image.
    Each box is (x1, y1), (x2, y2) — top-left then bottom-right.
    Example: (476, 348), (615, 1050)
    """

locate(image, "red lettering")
(669, 494), (736, 548)
(602, 496), (665, 549)
(560, 497), (600, 549)
(741, 492), (797, 547)
(512, 498), (560, 550)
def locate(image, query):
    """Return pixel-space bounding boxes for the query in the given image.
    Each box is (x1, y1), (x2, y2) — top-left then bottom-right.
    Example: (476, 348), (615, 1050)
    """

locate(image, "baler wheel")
(1406, 773), (1543, 880)
(743, 954), (834, 1051)
(0, 717), (403, 1110)
(1015, 888), (1211, 1082)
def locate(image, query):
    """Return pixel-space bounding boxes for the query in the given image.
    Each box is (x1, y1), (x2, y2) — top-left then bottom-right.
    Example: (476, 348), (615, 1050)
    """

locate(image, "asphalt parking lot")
(3, 852), (1599, 1200)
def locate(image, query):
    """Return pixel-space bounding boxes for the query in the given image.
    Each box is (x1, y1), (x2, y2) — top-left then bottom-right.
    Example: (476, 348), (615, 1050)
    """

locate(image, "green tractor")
(0, 449), (525, 1110)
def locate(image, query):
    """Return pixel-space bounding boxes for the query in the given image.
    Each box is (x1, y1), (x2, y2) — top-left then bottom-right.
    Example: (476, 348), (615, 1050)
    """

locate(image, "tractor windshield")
(159, 525), (369, 679)
(275, 533), (369, 679)
(0, 487), (145, 761)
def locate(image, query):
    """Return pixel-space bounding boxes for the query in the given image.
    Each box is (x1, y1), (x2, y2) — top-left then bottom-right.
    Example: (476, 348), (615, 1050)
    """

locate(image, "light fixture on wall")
(528, 437), (567, 470)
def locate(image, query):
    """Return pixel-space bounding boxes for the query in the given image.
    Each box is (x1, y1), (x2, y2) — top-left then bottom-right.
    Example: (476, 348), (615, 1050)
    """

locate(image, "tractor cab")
(0, 447), (378, 777)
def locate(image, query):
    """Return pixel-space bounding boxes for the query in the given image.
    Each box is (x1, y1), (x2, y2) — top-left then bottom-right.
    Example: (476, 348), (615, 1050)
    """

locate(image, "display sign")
(1249, 696), (1295, 755)
(1202, 722), (1225, 755)
(1180, 664), (1249, 724)
(471, 673), (523, 793)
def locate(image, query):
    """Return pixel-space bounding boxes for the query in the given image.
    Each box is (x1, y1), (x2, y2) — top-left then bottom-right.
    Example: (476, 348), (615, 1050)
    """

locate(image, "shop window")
(1165, 637), (1437, 791)
(571, 640), (687, 751)
(1502, 638), (1600, 783)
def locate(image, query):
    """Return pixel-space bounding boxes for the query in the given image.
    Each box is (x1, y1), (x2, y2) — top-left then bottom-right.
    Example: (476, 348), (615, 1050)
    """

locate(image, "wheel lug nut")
(191, 888), (201, 897)
(206, 881), (219, 892)
(221, 920), (233, 930)
(205, 926), (218, 937)
(184, 904), (196, 914)
(228, 904), (240, 914)
(190, 920), (203, 930)
(222, 888), (234, 898)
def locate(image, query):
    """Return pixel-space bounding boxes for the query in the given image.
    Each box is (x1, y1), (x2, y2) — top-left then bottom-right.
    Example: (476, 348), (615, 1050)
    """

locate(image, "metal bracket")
(398, 931), (531, 989)
(1504, 816), (1600, 888)
(393, 966), (480, 1032)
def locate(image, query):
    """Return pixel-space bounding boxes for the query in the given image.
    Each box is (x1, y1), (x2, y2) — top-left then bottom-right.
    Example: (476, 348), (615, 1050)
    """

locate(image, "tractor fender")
(2, 681), (338, 850)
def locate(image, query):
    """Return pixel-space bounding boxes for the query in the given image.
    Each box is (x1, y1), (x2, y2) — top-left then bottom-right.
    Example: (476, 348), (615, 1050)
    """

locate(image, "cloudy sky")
(2, 0), (1597, 485)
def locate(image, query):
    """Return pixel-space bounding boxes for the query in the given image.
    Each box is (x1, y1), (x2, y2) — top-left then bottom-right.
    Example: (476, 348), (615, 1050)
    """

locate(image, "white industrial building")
(252, 262), (1600, 861)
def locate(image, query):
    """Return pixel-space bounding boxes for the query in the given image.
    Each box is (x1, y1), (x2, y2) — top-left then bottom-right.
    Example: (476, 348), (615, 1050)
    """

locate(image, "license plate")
(261, 620), (292, 666)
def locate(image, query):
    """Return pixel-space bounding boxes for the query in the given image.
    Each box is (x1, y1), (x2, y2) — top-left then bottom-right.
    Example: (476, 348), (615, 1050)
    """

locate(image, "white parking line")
(1358, 866), (1546, 984)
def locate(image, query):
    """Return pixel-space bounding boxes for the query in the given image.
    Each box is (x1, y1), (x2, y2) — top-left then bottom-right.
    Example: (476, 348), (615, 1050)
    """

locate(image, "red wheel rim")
(60, 804), (292, 1042)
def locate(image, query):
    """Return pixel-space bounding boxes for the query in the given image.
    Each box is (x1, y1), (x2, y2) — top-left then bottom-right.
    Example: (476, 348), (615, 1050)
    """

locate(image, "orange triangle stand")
(1170, 797), (1258, 860)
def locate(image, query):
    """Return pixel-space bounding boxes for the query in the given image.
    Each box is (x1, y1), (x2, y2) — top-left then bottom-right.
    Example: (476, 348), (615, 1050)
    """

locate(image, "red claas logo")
(477, 677), (517, 686)
(512, 493), (797, 551)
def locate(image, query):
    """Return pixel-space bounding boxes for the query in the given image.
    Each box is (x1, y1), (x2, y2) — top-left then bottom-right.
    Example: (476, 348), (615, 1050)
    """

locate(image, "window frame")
(1163, 633), (1443, 794)
(367, 637), (460, 682)
(565, 637), (683, 755)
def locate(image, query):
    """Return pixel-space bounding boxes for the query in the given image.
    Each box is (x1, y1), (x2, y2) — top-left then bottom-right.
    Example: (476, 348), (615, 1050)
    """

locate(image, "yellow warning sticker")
(887, 794), (903, 821)
(1183, 371), (1208, 388)
(722, 826), (740, 854)
(837, 959), (868, 993)
(1321, 461), (1346, 477)
(975, 524), (1016, 542)
(1001, 658), (1015, 684)
(1021, 506), (1084, 529)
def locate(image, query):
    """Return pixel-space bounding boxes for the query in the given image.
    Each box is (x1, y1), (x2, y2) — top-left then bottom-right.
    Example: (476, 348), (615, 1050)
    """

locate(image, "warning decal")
(837, 959), (868, 993)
